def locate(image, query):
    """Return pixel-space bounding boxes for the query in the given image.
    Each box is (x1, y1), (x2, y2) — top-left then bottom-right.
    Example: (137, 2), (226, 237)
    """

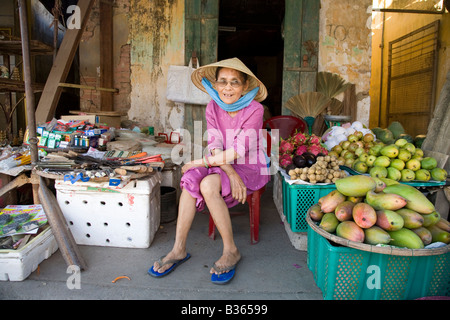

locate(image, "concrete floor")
(0, 180), (324, 300)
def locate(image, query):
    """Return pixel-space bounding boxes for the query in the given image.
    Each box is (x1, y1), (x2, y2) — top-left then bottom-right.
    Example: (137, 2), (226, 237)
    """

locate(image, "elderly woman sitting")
(149, 58), (270, 284)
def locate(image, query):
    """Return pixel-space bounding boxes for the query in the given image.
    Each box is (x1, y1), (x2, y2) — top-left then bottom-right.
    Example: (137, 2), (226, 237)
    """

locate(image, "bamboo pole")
(18, 0), (87, 270)
(59, 82), (119, 93)
(18, 0), (38, 165)
(18, 0), (39, 204)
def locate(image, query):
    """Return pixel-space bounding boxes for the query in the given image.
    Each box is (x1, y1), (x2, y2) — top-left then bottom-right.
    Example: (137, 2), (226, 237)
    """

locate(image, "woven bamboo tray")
(306, 208), (450, 257)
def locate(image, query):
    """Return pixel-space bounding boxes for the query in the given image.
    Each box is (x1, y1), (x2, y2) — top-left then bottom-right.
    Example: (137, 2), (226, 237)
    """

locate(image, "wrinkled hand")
(181, 161), (201, 174)
(181, 158), (206, 174)
(228, 172), (247, 204)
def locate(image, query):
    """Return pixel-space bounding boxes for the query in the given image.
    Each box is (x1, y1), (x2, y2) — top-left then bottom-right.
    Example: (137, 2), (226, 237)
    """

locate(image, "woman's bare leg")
(200, 174), (241, 274)
(152, 188), (196, 273)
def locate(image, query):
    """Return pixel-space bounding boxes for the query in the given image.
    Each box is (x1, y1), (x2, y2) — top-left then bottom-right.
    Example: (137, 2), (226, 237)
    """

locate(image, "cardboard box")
(60, 114), (122, 128)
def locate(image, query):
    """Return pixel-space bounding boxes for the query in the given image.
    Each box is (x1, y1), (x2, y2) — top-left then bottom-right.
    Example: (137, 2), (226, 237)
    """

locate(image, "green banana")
(383, 184), (435, 214)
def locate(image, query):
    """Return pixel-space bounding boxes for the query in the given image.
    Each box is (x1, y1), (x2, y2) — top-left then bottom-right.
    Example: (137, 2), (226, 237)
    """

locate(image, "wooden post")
(184, 0), (219, 157)
(282, 0), (320, 115)
(100, 0), (114, 111)
(18, 0), (40, 204)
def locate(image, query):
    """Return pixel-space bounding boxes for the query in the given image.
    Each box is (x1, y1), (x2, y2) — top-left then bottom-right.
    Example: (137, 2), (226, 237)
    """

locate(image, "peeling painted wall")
(127, 0), (185, 134)
(319, 0), (373, 126)
(80, 0), (374, 133)
(79, 0), (184, 133)
(79, 1), (131, 114)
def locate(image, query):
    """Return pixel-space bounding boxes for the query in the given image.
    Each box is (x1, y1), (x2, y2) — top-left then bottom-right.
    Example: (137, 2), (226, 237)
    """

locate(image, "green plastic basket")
(281, 172), (336, 232)
(307, 222), (450, 300)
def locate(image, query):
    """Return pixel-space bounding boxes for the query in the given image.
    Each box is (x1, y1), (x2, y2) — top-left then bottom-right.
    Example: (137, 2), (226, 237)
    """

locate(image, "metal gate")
(386, 20), (439, 137)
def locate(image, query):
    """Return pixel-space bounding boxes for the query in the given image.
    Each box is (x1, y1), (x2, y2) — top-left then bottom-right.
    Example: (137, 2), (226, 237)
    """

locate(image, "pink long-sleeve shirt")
(180, 100), (270, 211)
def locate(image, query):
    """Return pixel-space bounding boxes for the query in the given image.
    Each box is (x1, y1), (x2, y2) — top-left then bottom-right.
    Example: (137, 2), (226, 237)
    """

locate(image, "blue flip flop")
(148, 253), (191, 278)
(211, 263), (236, 285)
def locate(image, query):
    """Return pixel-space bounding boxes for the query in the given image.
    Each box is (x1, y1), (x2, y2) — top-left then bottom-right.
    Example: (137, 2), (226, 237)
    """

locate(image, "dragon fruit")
(279, 153), (293, 168)
(319, 145), (329, 155)
(295, 145), (308, 156)
(308, 134), (321, 145)
(307, 144), (322, 156)
(279, 139), (295, 154)
(291, 131), (308, 146)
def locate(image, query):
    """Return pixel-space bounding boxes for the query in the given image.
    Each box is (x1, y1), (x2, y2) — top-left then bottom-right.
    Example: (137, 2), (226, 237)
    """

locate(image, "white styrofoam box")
(0, 226), (58, 281)
(55, 172), (161, 248)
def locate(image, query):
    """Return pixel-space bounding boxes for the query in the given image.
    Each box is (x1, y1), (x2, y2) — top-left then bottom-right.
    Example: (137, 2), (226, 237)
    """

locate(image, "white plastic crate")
(55, 172), (161, 248)
(0, 226), (58, 281)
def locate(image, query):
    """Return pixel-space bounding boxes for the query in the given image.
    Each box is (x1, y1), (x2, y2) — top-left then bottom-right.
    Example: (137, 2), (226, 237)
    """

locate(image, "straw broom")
(285, 92), (331, 118)
(316, 71), (351, 99)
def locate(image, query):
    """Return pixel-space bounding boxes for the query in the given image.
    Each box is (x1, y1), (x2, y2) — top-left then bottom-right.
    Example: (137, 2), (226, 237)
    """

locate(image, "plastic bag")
(166, 58), (211, 105)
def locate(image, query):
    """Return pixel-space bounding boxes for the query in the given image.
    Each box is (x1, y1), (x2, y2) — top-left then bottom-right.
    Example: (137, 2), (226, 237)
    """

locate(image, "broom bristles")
(317, 71), (351, 99)
(285, 92), (331, 118)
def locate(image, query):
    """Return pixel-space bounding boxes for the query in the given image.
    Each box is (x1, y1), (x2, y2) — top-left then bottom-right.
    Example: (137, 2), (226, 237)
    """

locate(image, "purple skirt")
(180, 165), (268, 212)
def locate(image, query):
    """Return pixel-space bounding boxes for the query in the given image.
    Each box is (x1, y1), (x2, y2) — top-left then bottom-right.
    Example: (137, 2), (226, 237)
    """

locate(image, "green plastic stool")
(323, 115), (351, 128)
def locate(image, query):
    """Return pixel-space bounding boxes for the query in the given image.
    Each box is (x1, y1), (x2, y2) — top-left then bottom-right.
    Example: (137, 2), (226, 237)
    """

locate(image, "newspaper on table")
(0, 204), (48, 237)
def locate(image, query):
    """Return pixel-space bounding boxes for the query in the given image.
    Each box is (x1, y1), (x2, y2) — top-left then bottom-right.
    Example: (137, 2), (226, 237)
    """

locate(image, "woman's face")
(215, 68), (249, 104)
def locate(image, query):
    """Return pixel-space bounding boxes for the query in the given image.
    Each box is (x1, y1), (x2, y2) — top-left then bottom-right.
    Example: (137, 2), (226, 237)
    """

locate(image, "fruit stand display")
(276, 119), (449, 299)
(322, 121), (447, 183)
(306, 174), (449, 300)
(276, 130), (349, 233)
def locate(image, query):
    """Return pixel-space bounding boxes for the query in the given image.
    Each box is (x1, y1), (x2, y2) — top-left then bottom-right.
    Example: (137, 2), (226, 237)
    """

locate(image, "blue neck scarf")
(201, 78), (259, 112)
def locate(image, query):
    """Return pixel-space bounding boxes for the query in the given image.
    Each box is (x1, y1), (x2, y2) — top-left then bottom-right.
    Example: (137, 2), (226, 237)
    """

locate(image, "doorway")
(217, 0), (285, 117)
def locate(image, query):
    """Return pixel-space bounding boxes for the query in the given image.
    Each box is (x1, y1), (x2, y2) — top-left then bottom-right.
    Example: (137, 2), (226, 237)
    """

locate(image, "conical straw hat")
(191, 57), (268, 102)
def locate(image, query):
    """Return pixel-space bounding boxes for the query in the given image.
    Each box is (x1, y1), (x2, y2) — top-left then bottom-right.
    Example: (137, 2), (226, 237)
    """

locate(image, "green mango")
(421, 157), (437, 170)
(319, 213), (339, 233)
(388, 228), (424, 249)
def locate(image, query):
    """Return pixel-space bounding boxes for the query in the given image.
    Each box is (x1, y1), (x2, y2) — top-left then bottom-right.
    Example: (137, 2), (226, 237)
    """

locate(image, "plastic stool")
(263, 115), (308, 155)
(208, 186), (265, 245)
(323, 115), (351, 128)
(263, 115), (307, 140)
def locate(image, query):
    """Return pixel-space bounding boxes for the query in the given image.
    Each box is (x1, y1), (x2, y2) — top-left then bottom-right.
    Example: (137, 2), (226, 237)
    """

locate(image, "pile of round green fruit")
(308, 175), (450, 248)
(330, 137), (447, 182)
